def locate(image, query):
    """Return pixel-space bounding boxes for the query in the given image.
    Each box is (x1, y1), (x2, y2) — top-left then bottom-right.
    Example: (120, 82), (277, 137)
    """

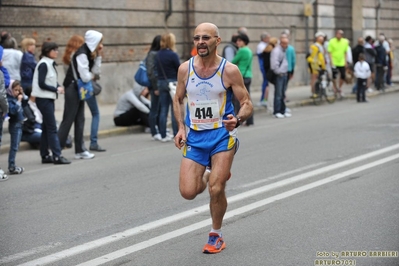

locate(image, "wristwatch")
(235, 116), (242, 128)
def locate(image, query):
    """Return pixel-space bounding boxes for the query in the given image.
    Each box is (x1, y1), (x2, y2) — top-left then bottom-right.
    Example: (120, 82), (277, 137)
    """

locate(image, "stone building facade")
(1, 0), (397, 103)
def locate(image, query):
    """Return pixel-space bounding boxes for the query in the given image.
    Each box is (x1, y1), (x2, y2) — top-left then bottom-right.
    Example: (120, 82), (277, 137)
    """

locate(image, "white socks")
(210, 228), (222, 237)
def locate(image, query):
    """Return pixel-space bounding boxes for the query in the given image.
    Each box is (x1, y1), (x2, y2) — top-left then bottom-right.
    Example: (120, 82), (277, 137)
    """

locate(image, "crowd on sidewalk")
(0, 30), (107, 180)
(305, 30), (394, 103)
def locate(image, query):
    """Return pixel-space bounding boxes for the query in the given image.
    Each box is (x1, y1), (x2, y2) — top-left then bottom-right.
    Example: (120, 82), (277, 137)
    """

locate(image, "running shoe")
(152, 133), (162, 141)
(202, 233), (226, 254)
(41, 155), (54, 164)
(75, 151), (95, 159)
(161, 135), (173, 143)
(0, 169), (8, 181)
(9, 166), (24, 175)
(54, 156), (71, 165)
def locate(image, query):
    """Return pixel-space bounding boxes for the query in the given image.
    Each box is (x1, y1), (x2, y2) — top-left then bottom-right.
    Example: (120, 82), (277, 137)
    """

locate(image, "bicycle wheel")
(324, 85), (336, 103)
(313, 82), (322, 105)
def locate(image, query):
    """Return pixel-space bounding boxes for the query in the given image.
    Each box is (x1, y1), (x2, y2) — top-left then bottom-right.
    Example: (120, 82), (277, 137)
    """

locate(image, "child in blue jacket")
(7, 80), (26, 174)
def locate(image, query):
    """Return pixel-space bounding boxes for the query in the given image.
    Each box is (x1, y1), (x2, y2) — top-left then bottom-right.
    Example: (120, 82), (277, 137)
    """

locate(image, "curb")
(1, 87), (398, 154)
(0, 124), (143, 154)
(253, 87), (399, 113)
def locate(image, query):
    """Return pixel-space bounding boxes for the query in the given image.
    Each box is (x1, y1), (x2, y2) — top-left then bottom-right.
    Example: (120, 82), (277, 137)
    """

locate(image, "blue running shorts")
(182, 126), (238, 166)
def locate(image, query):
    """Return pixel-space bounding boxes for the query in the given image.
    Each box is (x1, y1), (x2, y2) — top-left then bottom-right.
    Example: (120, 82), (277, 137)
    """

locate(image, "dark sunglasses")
(193, 35), (219, 42)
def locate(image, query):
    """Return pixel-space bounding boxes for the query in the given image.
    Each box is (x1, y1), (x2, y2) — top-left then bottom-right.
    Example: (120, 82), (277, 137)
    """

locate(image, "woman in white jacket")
(32, 42), (71, 165)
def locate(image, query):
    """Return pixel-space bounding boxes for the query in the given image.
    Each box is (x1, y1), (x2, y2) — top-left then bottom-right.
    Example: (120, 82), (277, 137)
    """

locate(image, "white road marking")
(0, 243), (62, 265)
(15, 144), (399, 266)
(76, 153), (399, 266)
(241, 162), (326, 188)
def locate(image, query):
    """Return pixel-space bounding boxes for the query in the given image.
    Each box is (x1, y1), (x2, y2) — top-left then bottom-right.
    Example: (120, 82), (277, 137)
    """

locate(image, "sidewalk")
(1, 79), (398, 154)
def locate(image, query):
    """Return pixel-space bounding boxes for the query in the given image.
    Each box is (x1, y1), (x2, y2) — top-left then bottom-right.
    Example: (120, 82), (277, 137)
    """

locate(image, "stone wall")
(0, 0), (398, 104)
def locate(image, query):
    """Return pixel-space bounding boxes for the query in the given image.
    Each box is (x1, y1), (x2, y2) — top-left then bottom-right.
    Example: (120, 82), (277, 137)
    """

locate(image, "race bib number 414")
(189, 100), (220, 124)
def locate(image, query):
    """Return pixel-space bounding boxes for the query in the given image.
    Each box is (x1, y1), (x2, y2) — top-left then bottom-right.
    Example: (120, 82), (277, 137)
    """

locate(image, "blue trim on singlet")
(220, 59), (228, 90)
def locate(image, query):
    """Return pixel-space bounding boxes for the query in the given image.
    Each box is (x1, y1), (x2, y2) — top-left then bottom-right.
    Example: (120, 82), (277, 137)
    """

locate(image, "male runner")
(173, 22), (253, 254)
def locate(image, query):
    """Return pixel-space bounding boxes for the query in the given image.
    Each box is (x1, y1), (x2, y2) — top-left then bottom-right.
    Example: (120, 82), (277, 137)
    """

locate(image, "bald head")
(194, 22), (221, 57)
(195, 23), (220, 37)
(358, 37), (364, 45)
(238, 26), (248, 35)
(336, 30), (344, 40)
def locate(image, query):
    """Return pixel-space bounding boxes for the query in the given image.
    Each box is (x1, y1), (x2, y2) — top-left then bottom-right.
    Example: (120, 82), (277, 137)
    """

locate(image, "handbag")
(76, 79), (94, 100)
(266, 70), (277, 85)
(168, 81), (177, 98)
(92, 80), (102, 96)
(70, 59), (93, 101)
(134, 60), (151, 87)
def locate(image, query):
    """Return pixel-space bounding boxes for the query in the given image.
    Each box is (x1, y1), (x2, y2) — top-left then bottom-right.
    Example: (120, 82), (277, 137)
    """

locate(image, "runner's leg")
(208, 148), (235, 230)
(179, 158), (207, 200)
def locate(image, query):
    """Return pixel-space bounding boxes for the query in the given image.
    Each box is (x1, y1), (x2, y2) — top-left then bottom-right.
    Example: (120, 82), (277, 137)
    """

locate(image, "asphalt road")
(1, 92), (398, 266)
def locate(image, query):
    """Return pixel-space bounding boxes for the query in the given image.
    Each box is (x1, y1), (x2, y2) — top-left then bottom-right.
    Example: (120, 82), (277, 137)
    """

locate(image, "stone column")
(352, 0), (363, 44)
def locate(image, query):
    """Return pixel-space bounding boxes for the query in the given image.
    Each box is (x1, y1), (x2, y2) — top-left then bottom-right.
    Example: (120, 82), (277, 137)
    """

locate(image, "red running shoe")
(202, 233), (226, 254)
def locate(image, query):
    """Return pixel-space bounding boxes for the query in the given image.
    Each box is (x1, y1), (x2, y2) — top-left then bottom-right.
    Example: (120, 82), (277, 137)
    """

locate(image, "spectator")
(0, 46), (11, 88)
(328, 30), (349, 98)
(352, 37), (365, 65)
(20, 38), (37, 92)
(21, 86), (42, 149)
(282, 30), (296, 83)
(353, 53), (370, 103)
(351, 37), (365, 94)
(270, 35), (290, 118)
(256, 32), (270, 107)
(262, 37), (278, 111)
(6, 80), (25, 174)
(114, 82), (151, 127)
(1, 37), (23, 81)
(59, 30), (103, 158)
(62, 35), (85, 73)
(190, 45), (197, 57)
(0, 31), (11, 47)
(374, 35), (387, 91)
(32, 42), (70, 165)
(323, 34), (333, 81)
(307, 32), (326, 98)
(62, 34), (106, 152)
(281, 30), (296, 107)
(61, 35), (85, 149)
(222, 34), (239, 62)
(386, 39), (394, 86)
(155, 33), (179, 142)
(364, 36), (376, 90)
(0, 64), (9, 180)
(377, 33), (390, 65)
(145, 35), (162, 140)
(232, 34), (253, 126)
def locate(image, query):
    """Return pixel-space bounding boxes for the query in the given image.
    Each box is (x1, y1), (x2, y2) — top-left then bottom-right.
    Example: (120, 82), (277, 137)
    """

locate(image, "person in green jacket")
(232, 34), (254, 126)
